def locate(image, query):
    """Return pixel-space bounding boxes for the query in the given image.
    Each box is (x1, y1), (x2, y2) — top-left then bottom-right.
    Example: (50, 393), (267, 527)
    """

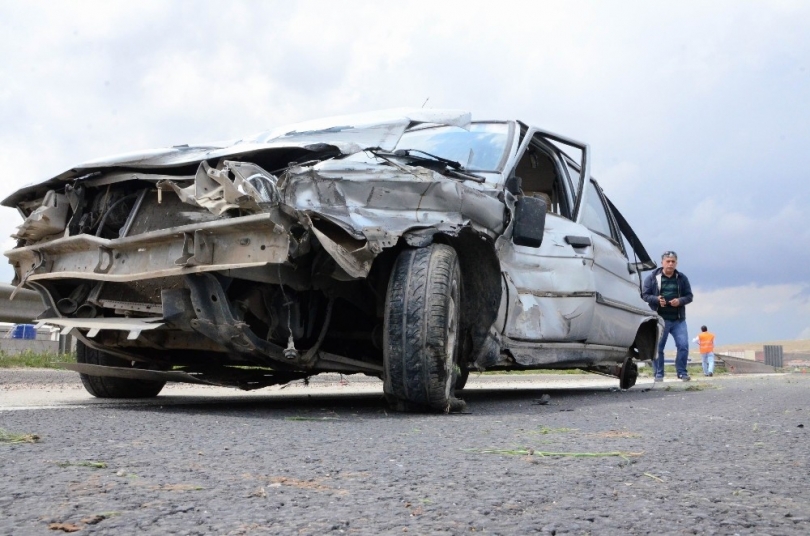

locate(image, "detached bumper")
(6, 213), (290, 284)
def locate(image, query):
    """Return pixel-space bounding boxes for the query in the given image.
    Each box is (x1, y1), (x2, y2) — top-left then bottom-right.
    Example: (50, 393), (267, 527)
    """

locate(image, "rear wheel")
(619, 357), (638, 390)
(383, 244), (465, 412)
(76, 341), (166, 398)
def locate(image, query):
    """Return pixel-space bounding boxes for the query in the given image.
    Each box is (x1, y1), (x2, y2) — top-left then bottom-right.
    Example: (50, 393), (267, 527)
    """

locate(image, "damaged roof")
(2, 109), (472, 208)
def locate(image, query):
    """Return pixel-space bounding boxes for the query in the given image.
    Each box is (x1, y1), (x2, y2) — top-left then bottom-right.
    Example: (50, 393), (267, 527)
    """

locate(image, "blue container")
(11, 324), (36, 340)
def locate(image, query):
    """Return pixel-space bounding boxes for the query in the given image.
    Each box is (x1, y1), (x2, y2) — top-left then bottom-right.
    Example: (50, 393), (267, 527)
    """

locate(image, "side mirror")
(628, 260), (657, 274)
(513, 196), (547, 248)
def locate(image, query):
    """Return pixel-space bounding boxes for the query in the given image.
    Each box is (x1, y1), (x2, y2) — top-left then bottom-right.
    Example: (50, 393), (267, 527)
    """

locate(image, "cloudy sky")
(1, 0), (808, 345)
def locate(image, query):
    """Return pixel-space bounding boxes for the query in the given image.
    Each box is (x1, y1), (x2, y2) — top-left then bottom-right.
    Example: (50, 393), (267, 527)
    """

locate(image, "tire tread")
(384, 244), (464, 412)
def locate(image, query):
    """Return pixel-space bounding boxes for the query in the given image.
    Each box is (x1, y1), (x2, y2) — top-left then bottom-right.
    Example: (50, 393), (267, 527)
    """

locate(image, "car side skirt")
(500, 337), (630, 368)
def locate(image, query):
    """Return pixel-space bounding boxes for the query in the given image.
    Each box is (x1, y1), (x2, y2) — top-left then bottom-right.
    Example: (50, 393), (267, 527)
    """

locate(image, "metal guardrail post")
(58, 333), (74, 355)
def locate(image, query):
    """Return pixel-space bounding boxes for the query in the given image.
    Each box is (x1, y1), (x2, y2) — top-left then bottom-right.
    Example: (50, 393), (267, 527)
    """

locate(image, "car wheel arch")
(405, 230), (502, 368)
(631, 318), (659, 361)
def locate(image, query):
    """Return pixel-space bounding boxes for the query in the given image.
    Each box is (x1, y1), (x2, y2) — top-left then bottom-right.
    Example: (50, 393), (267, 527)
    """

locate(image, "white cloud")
(685, 283), (810, 344)
(1, 0), (810, 343)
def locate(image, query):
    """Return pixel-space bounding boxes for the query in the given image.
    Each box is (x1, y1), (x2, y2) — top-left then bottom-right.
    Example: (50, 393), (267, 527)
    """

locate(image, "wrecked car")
(3, 109), (659, 412)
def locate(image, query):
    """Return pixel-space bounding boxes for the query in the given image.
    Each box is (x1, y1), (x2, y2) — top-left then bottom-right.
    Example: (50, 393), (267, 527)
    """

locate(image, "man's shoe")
(707, 372), (713, 377)
(679, 374), (691, 382)
(654, 377), (664, 383)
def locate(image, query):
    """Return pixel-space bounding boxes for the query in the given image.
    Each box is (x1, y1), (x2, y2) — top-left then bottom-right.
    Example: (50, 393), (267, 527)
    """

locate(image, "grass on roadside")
(638, 364), (726, 378)
(0, 350), (74, 369)
(0, 428), (41, 444)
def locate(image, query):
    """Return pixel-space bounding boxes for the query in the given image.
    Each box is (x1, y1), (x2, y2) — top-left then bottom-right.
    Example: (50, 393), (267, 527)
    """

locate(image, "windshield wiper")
(367, 148), (486, 183)
(393, 149), (462, 170)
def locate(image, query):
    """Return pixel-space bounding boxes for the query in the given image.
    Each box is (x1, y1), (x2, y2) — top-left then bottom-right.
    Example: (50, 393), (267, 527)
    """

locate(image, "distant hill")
(715, 339), (810, 354)
(665, 338), (810, 359)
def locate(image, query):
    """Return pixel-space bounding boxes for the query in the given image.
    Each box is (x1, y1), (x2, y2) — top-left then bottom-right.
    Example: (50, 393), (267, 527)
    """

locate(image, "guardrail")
(0, 283), (46, 323)
(716, 353), (777, 374)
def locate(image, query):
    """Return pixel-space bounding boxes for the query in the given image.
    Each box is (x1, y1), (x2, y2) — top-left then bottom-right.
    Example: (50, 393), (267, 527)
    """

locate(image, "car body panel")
(3, 109), (659, 389)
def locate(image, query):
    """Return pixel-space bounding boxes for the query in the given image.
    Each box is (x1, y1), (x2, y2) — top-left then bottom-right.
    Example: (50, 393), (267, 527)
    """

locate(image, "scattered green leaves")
(466, 447), (643, 459)
(57, 461), (108, 469)
(591, 430), (641, 439)
(0, 428), (40, 444)
(157, 483), (204, 491)
(529, 426), (577, 435)
(663, 382), (714, 392)
(684, 384), (710, 391)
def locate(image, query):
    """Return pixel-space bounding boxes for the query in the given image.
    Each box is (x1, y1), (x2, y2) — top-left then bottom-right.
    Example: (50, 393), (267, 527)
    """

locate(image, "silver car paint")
(4, 109), (658, 374)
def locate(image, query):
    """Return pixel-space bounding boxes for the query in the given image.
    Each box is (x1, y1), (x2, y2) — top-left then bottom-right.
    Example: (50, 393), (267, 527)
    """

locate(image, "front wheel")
(77, 341), (166, 398)
(383, 244), (465, 412)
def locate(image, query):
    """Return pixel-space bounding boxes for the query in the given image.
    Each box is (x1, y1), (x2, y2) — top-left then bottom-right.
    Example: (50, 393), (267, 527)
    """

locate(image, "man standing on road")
(642, 251), (694, 382)
(693, 325), (716, 377)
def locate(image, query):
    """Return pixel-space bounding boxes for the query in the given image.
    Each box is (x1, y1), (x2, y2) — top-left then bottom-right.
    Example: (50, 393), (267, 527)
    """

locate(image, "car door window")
(509, 136), (575, 219)
(580, 179), (614, 239)
(563, 160), (580, 199)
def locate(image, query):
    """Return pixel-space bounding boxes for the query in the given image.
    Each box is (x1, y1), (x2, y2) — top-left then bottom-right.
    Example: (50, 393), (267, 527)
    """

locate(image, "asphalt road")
(1, 370), (808, 535)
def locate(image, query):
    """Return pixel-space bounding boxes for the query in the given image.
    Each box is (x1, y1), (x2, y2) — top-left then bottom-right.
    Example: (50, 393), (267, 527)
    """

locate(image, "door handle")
(565, 235), (591, 248)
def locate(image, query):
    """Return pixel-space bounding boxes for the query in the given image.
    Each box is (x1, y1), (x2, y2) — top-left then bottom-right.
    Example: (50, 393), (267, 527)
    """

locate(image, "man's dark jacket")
(641, 267), (694, 321)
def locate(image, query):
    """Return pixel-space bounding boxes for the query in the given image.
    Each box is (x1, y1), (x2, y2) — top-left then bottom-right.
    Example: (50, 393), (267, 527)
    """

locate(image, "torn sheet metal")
(38, 316), (164, 339)
(309, 222), (376, 279)
(13, 190), (68, 240)
(158, 161), (280, 216)
(285, 167), (506, 237)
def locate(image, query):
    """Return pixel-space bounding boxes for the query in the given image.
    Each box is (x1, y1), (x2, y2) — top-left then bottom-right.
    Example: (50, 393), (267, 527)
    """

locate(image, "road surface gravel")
(1, 370), (808, 535)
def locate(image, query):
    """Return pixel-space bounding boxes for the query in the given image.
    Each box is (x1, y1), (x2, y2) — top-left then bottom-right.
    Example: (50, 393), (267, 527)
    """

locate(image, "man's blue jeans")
(654, 319), (689, 378)
(701, 352), (715, 375)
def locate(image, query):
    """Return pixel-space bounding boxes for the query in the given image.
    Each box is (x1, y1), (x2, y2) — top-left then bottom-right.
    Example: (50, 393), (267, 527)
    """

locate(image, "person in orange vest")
(692, 325), (716, 376)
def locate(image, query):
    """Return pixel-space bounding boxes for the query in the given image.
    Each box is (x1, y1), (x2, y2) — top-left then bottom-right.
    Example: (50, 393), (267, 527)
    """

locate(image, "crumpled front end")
(4, 148), (505, 378)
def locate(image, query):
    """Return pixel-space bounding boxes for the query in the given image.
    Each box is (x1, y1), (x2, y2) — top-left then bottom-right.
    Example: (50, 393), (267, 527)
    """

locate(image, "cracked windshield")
(394, 122), (510, 171)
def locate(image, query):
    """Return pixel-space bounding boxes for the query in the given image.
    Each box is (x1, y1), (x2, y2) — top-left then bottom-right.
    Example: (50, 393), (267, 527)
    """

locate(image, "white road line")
(1, 405), (89, 411)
